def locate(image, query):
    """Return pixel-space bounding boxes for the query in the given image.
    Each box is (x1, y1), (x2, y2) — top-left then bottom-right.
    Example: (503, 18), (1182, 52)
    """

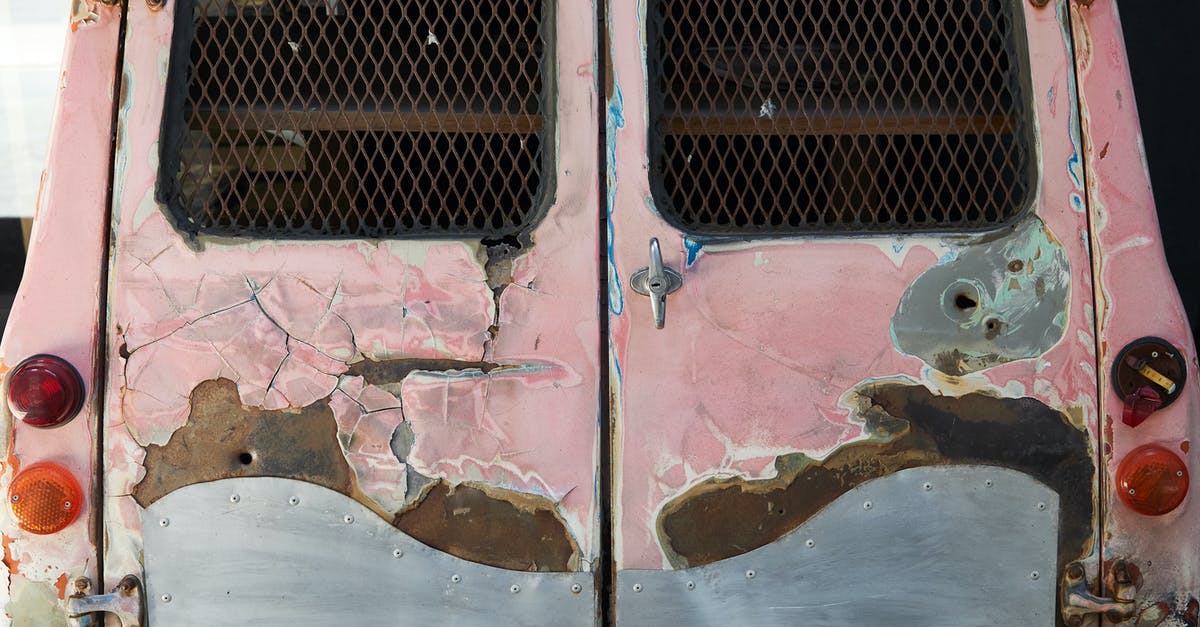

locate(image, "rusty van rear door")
(101, 0), (600, 624)
(607, 0), (1099, 624)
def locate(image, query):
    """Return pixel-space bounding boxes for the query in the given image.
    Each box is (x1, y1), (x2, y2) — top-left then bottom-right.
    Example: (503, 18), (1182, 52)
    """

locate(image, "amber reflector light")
(1116, 444), (1189, 516)
(7, 463), (83, 534)
(6, 355), (85, 427)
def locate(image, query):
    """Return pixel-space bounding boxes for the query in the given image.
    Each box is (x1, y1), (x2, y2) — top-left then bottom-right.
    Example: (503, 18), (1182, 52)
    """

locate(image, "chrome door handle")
(630, 238), (683, 329)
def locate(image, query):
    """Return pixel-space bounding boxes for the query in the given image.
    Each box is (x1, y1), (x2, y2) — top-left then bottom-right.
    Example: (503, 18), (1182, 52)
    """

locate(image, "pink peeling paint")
(102, 0), (600, 588)
(0, 5), (123, 613)
(608, 1), (1100, 569)
(1072, 0), (1200, 612)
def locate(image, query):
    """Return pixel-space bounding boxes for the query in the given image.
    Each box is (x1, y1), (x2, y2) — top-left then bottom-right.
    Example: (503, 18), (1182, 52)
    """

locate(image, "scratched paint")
(607, 0), (1102, 574)
(1071, 1), (1200, 620)
(99, 0), (601, 596)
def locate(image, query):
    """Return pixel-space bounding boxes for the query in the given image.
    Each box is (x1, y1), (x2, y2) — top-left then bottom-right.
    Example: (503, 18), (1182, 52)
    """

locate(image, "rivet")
(863, 501), (873, 510)
(392, 549), (404, 559)
(63, 500), (73, 510)
(985, 479), (994, 487)
(288, 496), (300, 506)
(923, 482), (933, 491)
(1178, 471), (1185, 477)
(571, 583), (583, 594)
(229, 494), (240, 503)
(1037, 502), (1047, 511)
(745, 569), (756, 579)
(510, 584), (521, 594)
(451, 574), (462, 583)
(632, 583), (643, 593)
(686, 581), (696, 590)
(158, 518), (169, 527)
(1129, 488), (1137, 496)
(343, 514), (354, 524)
(161, 593), (172, 603)
(9, 495), (17, 503)
(1152, 351), (1160, 358)
(805, 539), (815, 548)
(1030, 571), (1040, 580)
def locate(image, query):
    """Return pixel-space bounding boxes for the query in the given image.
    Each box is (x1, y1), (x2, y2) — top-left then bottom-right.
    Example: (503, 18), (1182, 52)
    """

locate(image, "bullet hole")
(1007, 260), (1024, 273)
(955, 293), (978, 311)
(238, 452), (254, 465)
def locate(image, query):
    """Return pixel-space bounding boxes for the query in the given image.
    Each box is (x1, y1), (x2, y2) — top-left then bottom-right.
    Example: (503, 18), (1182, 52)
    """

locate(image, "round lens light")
(7, 462), (84, 535)
(1116, 444), (1189, 516)
(6, 355), (85, 428)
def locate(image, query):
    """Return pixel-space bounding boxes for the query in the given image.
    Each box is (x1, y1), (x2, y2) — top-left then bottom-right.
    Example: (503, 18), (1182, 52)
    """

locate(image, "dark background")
(0, 2), (1197, 336)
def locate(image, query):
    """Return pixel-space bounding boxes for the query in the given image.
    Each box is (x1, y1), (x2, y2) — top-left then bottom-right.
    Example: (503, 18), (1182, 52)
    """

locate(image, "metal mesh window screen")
(648, 0), (1036, 234)
(158, 0), (552, 239)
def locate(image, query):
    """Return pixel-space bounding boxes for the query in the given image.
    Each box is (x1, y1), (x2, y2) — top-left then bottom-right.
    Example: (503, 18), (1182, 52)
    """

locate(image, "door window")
(158, 0), (552, 238)
(648, 0), (1035, 234)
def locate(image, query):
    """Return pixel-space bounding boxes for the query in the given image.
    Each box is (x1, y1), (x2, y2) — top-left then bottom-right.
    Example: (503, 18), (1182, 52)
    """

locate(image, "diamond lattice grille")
(159, 0), (550, 238)
(649, 0), (1035, 234)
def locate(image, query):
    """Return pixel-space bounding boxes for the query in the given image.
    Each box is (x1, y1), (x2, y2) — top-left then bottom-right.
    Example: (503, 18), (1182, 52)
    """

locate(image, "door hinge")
(1060, 559), (1141, 626)
(66, 575), (144, 627)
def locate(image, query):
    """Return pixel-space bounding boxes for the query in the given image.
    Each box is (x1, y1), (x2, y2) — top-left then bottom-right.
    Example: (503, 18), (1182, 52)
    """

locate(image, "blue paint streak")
(606, 81), (625, 316)
(1059, 0), (1085, 193)
(892, 241), (904, 254)
(684, 237), (703, 266)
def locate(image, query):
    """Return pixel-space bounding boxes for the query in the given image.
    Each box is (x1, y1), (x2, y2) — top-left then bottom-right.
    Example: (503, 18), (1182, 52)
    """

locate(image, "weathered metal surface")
(892, 216), (1072, 375)
(608, 0), (1101, 577)
(658, 383), (1093, 571)
(143, 478), (594, 626)
(0, 4), (124, 620)
(618, 466), (1059, 626)
(132, 378), (352, 507)
(394, 481), (578, 572)
(102, 0), (601, 600)
(1070, 1), (1200, 621)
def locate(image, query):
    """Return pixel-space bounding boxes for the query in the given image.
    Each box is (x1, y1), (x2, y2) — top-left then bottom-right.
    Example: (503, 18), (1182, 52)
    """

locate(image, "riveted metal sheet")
(142, 478), (595, 626)
(617, 466), (1058, 626)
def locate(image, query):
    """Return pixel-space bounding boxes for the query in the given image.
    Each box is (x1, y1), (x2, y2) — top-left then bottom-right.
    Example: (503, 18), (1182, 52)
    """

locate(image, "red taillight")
(7, 463), (83, 535)
(6, 355), (85, 428)
(1116, 444), (1189, 516)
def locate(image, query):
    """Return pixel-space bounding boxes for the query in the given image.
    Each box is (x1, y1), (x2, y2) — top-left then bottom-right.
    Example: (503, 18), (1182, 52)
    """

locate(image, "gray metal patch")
(892, 217), (1070, 375)
(142, 478), (595, 626)
(618, 466), (1059, 626)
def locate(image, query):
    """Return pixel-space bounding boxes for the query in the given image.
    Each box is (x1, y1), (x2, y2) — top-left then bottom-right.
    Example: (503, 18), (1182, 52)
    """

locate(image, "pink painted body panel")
(0, 5), (123, 618)
(607, 0), (1101, 570)
(102, 0), (600, 590)
(1072, 1), (1200, 620)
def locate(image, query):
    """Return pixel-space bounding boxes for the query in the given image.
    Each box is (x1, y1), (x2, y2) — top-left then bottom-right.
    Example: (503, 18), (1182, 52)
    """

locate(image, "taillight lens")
(1116, 444), (1189, 516)
(6, 355), (85, 427)
(8, 462), (83, 534)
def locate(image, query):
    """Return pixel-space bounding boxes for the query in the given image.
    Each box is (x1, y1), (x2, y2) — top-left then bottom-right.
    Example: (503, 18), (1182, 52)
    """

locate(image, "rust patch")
(394, 481), (578, 572)
(1182, 440), (1190, 454)
(2, 534), (17, 575)
(53, 573), (69, 600)
(132, 378), (354, 506)
(658, 383), (1094, 576)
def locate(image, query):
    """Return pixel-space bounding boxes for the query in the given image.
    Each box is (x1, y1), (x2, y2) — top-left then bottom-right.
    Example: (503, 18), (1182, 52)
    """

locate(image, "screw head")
(1037, 502), (1047, 511)
(158, 518), (169, 527)
(805, 539), (815, 548)
(923, 482), (933, 491)
(229, 494), (240, 503)
(510, 584), (521, 594)
(863, 501), (873, 510)
(288, 496), (300, 506)
(745, 569), (756, 579)
(632, 583), (643, 593)
(392, 549), (403, 558)
(571, 583), (583, 594)
(686, 581), (696, 590)
(985, 479), (994, 487)
(451, 574), (461, 583)
(160, 593), (172, 603)
(1030, 571), (1040, 580)
(343, 514), (354, 524)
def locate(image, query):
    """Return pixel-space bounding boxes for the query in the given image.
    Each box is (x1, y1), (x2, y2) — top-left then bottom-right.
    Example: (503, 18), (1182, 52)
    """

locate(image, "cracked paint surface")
(1071, 1), (1200, 619)
(607, 0), (1103, 571)
(103, 0), (599, 590)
